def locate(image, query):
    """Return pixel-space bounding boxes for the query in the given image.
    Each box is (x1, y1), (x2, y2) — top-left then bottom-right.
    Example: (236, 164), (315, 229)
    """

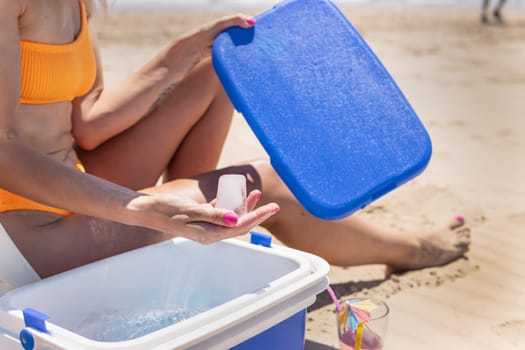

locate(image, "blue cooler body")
(0, 237), (328, 350)
(232, 310), (306, 350)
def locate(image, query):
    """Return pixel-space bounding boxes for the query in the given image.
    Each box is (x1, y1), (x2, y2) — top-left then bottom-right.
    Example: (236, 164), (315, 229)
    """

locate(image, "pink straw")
(326, 285), (343, 313)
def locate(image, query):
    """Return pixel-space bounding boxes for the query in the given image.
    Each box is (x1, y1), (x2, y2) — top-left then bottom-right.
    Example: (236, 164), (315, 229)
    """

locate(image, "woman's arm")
(0, 3), (277, 243)
(0, 139), (277, 244)
(72, 13), (255, 150)
(0, 1), (138, 222)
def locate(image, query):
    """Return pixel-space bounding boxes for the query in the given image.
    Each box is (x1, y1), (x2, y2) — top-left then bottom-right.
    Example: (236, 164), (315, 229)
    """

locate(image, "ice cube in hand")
(215, 174), (247, 216)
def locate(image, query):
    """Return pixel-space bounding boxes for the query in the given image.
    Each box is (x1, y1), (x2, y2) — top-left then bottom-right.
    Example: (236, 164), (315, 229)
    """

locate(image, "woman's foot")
(386, 216), (471, 276)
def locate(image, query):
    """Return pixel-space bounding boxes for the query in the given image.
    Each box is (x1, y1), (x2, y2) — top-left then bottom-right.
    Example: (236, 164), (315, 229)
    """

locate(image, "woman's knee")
(245, 159), (288, 198)
(201, 58), (233, 110)
(163, 57), (233, 121)
(192, 58), (225, 94)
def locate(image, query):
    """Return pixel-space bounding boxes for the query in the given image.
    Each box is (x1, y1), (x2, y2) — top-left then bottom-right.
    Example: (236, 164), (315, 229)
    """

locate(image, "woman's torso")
(17, 0), (95, 166)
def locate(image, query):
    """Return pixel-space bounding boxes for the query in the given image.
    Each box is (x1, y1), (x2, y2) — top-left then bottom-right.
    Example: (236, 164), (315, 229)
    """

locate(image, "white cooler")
(0, 233), (329, 350)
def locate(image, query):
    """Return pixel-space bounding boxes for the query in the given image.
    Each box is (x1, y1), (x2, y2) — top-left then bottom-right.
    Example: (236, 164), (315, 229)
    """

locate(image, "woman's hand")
(164, 14), (255, 76)
(180, 14), (256, 60)
(126, 189), (278, 244)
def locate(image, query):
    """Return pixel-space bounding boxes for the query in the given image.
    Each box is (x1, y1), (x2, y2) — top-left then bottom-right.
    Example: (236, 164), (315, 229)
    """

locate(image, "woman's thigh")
(0, 211), (171, 278)
(78, 58), (230, 190)
(0, 162), (272, 278)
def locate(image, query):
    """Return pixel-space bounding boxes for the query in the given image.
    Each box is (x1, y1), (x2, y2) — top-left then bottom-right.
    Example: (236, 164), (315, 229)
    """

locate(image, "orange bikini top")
(19, 1), (96, 104)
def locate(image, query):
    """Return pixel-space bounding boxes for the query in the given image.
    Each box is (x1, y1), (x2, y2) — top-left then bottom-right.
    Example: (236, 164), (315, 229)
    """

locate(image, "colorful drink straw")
(326, 285), (379, 350)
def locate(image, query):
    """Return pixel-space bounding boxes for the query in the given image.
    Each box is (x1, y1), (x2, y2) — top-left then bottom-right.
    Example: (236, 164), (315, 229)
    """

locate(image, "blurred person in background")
(481, 0), (508, 23)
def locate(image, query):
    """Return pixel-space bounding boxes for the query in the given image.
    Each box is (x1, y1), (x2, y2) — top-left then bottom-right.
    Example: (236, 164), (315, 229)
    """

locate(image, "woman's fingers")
(179, 13), (255, 61)
(171, 203), (238, 227)
(246, 189), (262, 213)
(182, 202), (279, 244)
(183, 198), (276, 229)
(145, 191), (277, 244)
(209, 14), (256, 37)
(210, 189), (260, 214)
(236, 202), (279, 229)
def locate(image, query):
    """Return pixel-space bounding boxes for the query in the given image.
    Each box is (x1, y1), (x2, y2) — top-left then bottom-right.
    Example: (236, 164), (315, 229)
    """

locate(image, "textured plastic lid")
(212, 0), (432, 219)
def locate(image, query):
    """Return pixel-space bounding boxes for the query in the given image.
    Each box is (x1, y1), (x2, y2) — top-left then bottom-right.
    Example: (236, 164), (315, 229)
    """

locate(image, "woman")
(0, 0), (469, 286)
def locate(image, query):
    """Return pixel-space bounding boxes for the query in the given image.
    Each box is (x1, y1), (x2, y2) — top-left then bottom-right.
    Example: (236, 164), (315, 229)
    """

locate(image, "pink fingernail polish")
(224, 213), (238, 226)
(271, 206), (280, 215)
(255, 191), (262, 201)
(456, 215), (465, 223)
(246, 17), (256, 25)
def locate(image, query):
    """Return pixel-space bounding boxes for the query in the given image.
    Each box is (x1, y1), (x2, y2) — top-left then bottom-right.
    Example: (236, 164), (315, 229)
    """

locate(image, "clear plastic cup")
(337, 298), (389, 350)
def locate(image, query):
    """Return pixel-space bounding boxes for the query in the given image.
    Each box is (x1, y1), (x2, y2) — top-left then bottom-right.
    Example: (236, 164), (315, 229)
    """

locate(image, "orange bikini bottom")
(0, 162), (86, 216)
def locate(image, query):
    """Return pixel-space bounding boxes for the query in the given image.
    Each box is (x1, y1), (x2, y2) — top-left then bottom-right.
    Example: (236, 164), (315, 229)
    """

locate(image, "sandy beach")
(95, 5), (525, 349)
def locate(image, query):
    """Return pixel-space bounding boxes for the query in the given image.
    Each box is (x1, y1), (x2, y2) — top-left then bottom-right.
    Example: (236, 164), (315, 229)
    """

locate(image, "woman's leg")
(77, 57), (233, 190)
(146, 160), (471, 272)
(0, 211), (171, 278)
(72, 53), (469, 277)
(1, 160), (470, 278)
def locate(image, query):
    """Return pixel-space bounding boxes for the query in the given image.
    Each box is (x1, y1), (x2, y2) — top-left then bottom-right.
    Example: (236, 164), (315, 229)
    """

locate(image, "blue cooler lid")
(212, 0), (432, 219)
